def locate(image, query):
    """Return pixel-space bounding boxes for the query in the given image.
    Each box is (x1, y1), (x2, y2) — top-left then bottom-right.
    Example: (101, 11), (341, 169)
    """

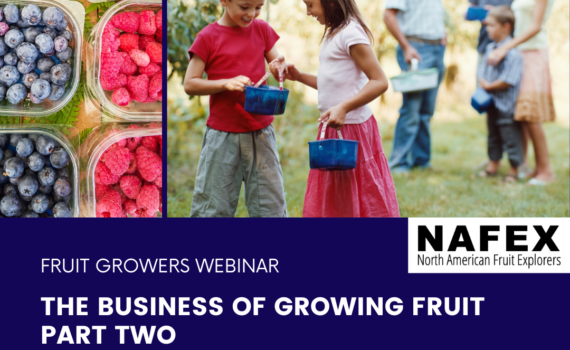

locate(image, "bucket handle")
(319, 121), (344, 141)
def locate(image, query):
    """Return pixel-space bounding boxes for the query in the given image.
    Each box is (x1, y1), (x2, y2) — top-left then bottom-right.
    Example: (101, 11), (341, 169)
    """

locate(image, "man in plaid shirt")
(384, 0), (447, 173)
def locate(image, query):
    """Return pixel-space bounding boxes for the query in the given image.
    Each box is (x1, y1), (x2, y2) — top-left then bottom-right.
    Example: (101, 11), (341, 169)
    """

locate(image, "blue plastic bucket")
(244, 85), (289, 115)
(471, 88), (493, 113)
(466, 7), (488, 21)
(309, 136), (358, 171)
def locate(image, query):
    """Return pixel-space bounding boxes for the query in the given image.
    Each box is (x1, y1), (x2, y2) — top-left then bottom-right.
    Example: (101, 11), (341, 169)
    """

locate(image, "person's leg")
(486, 109), (503, 174)
(497, 116), (523, 177)
(241, 125), (287, 217)
(191, 127), (242, 217)
(525, 122), (555, 183)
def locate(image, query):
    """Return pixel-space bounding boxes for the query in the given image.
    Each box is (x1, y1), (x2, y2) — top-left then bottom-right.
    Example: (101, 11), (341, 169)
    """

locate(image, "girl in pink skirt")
(277, 0), (400, 217)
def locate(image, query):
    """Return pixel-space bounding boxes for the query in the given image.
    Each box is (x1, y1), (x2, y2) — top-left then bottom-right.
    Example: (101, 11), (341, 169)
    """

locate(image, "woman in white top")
(487, 0), (557, 185)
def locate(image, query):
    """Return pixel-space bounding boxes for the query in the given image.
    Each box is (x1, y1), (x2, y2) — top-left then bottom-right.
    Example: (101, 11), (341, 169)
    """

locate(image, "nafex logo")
(418, 225), (559, 252)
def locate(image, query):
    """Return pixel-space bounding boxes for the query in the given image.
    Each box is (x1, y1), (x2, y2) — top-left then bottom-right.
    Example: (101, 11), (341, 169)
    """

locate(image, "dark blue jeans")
(389, 41), (446, 170)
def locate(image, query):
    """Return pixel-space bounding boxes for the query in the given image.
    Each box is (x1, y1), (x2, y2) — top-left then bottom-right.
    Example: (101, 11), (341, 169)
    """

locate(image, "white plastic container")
(0, 0), (84, 117)
(391, 59), (439, 93)
(85, 0), (162, 122)
(80, 123), (162, 217)
(0, 125), (80, 217)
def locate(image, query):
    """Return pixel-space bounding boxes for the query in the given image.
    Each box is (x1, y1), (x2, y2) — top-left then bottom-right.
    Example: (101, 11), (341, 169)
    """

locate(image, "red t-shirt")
(189, 20), (280, 133)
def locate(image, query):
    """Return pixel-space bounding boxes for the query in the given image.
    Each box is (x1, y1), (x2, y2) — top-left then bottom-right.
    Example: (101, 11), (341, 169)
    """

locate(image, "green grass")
(168, 114), (569, 218)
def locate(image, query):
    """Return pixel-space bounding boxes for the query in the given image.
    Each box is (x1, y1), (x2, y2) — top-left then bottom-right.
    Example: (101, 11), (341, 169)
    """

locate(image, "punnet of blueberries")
(0, 5), (74, 105)
(0, 132), (73, 218)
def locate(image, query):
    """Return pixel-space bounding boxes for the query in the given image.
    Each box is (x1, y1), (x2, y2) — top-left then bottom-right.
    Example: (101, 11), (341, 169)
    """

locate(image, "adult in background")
(487, 0), (557, 185)
(384, 0), (447, 173)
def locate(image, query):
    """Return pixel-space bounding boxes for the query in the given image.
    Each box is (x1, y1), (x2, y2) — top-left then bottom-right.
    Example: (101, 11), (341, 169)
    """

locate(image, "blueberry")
(21, 5), (42, 26)
(52, 191), (70, 203)
(9, 176), (21, 185)
(0, 65), (20, 87)
(23, 26), (42, 42)
(3, 52), (18, 66)
(16, 138), (34, 157)
(42, 26), (57, 39)
(55, 168), (69, 179)
(0, 149), (15, 166)
(16, 42), (39, 63)
(27, 152), (45, 171)
(0, 57), (3, 70)
(53, 176), (71, 197)
(57, 30), (72, 43)
(21, 210), (40, 218)
(55, 47), (72, 61)
(3, 156), (24, 178)
(0, 7), (4, 22)
(53, 36), (67, 52)
(21, 193), (34, 202)
(50, 63), (71, 85)
(43, 7), (65, 29)
(24, 168), (34, 176)
(0, 171), (8, 185)
(17, 60), (36, 74)
(0, 148), (2, 163)
(0, 86), (6, 101)
(18, 174), (38, 197)
(4, 28), (24, 48)
(0, 39), (8, 56)
(38, 167), (55, 186)
(8, 24), (19, 31)
(35, 33), (53, 54)
(3, 4), (19, 24)
(48, 83), (65, 101)
(3, 183), (17, 196)
(36, 136), (55, 155)
(22, 71), (39, 89)
(0, 134), (7, 148)
(29, 93), (43, 105)
(40, 72), (51, 81)
(28, 133), (40, 144)
(0, 194), (22, 217)
(37, 57), (55, 72)
(53, 201), (72, 217)
(9, 134), (22, 148)
(6, 83), (27, 104)
(16, 18), (31, 28)
(31, 79), (51, 100)
(31, 193), (50, 213)
(38, 184), (52, 195)
(50, 148), (69, 169)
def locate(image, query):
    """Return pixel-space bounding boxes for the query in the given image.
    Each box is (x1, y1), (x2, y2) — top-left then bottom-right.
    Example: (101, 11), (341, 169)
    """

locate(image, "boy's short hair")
(488, 6), (515, 30)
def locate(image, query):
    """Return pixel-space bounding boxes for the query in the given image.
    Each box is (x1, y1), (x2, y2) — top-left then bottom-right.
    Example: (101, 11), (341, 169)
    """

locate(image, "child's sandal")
(501, 174), (518, 184)
(476, 170), (498, 178)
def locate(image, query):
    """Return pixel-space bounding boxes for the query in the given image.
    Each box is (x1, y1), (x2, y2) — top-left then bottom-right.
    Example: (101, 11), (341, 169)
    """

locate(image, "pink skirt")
(303, 116), (400, 218)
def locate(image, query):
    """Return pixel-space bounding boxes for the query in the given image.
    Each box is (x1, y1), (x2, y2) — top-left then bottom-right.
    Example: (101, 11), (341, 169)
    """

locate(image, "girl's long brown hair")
(320, 0), (373, 43)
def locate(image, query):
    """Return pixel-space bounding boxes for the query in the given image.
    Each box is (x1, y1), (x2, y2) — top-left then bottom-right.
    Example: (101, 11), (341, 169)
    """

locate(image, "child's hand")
(282, 63), (302, 81)
(269, 56), (288, 79)
(223, 76), (252, 92)
(478, 78), (490, 91)
(318, 105), (347, 130)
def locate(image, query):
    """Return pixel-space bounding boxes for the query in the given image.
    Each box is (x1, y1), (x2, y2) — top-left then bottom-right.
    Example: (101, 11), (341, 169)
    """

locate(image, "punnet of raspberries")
(101, 9), (162, 106)
(95, 128), (162, 218)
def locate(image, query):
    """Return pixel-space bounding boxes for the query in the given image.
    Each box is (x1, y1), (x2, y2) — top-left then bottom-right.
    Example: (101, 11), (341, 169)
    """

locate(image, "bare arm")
(383, 8), (421, 63)
(488, 0), (548, 65)
(319, 44), (389, 129)
(183, 54), (252, 95)
(478, 78), (511, 91)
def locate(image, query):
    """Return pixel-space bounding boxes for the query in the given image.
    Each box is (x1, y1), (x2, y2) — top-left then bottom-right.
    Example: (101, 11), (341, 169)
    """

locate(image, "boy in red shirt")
(185, 0), (287, 217)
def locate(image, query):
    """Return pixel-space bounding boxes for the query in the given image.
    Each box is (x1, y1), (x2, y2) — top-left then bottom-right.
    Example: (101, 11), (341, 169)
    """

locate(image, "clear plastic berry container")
(0, 124), (80, 217)
(0, 0), (84, 117)
(85, 0), (162, 122)
(80, 123), (162, 217)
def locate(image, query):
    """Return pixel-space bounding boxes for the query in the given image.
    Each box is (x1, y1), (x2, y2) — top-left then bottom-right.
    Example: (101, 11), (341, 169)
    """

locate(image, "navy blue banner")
(0, 219), (568, 348)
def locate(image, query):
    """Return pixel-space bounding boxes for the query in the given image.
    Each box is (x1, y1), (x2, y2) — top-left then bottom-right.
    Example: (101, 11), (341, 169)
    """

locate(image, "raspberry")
(101, 51), (124, 80)
(95, 183), (111, 201)
(129, 49), (150, 67)
(145, 42), (161, 63)
(120, 175), (142, 199)
(135, 145), (161, 182)
(119, 52), (138, 75)
(119, 33), (139, 53)
(155, 29), (162, 43)
(158, 192), (162, 214)
(106, 131), (128, 149)
(113, 184), (127, 204)
(149, 73), (162, 99)
(96, 190), (123, 217)
(103, 147), (131, 176)
(125, 151), (137, 174)
(136, 184), (159, 217)
(156, 91), (162, 101)
(101, 73), (127, 91)
(112, 87), (131, 106)
(124, 199), (140, 217)
(141, 136), (158, 153)
(158, 135), (162, 154)
(154, 168), (162, 188)
(111, 12), (140, 33)
(156, 10), (162, 30)
(126, 125), (143, 151)
(138, 11), (156, 35)
(138, 35), (156, 51)
(127, 74), (149, 102)
(95, 162), (120, 185)
(102, 23), (120, 53)
(138, 62), (160, 78)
